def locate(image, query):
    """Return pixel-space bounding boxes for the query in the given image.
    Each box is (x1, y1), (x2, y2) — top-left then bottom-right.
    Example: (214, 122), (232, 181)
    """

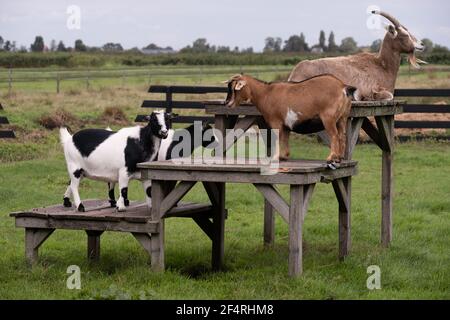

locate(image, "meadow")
(0, 64), (449, 299)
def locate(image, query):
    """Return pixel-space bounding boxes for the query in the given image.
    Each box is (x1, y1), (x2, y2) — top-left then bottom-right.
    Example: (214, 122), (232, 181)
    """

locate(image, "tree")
(319, 30), (326, 51)
(327, 31), (338, 52)
(432, 44), (449, 53)
(74, 39), (87, 52)
(192, 38), (210, 52)
(57, 41), (67, 52)
(3, 40), (11, 51)
(0, 36), (3, 50)
(370, 39), (382, 53)
(30, 36), (45, 52)
(284, 33), (309, 52)
(217, 46), (230, 53)
(339, 37), (358, 53)
(50, 39), (57, 52)
(264, 37), (282, 53)
(421, 38), (433, 54)
(102, 42), (123, 52)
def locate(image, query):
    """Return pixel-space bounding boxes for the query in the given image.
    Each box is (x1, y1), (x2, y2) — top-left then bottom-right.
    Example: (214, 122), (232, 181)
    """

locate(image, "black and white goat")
(105, 121), (217, 205)
(60, 110), (170, 212)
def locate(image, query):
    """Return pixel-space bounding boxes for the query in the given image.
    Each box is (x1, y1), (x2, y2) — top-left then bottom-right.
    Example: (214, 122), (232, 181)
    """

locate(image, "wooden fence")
(136, 86), (450, 138)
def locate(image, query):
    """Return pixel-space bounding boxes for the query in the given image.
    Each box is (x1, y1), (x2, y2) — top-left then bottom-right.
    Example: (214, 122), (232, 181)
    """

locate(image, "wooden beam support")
(202, 181), (221, 207)
(263, 200), (275, 247)
(288, 185), (304, 277)
(211, 182), (226, 271)
(302, 183), (316, 221)
(132, 233), (153, 263)
(332, 177), (351, 259)
(380, 115), (394, 247)
(361, 117), (383, 150)
(150, 180), (165, 271)
(86, 230), (103, 262)
(375, 116), (393, 152)
(25, 228), (55, 266)
(160, 181), (196, 218)
(253, 184), (289, 223)
(345, 118), (364, 159)
(192, 216), (214, 240)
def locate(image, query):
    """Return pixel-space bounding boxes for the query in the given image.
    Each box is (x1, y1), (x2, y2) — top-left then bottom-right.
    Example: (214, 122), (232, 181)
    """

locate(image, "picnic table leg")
(150, 179), (165, 272)
(25, 228), (54, 266)
(288, 184), (304, 277)
(332, 177), (351, 259)
(86, 230), (103, 262)
(377, 115), (394, 247)
(212, 182), (226, 271)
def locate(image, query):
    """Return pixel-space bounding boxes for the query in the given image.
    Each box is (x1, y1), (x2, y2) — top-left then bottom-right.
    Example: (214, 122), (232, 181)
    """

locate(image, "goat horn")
(372, 10), (401, 28)
(223, 74), (242, 84)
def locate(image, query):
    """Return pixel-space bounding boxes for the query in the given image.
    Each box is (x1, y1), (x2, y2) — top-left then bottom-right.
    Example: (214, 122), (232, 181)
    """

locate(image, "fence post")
(8, 69), (12, 96)
(86, 69), (90, 90)
(166, 87), (173, 129)
(56, 73), (60, 94)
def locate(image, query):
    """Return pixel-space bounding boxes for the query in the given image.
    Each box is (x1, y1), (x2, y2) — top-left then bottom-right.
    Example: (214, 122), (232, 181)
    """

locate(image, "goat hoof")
(77, 203), (85, 212)
(63, 197), (72, 208)
(109, 200), (116, 208)
(116, 206), (126, 212)
(327, 161), (339, 170)
(124, 199), (130, 207)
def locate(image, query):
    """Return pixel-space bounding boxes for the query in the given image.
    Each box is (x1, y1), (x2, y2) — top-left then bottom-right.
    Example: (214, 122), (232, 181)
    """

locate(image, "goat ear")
(385, 24), (398, 38)
(144, 115), (151, 121)
(235, 80), (247, 91)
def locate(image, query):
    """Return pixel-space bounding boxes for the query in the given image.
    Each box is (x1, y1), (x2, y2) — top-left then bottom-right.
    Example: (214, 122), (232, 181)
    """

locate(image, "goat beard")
(408, 52), (428, 69)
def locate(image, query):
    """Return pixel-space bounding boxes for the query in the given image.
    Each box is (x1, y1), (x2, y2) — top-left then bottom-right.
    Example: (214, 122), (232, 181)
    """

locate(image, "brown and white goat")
(224, 74), (355, 166)
(288, 11), (426, 100)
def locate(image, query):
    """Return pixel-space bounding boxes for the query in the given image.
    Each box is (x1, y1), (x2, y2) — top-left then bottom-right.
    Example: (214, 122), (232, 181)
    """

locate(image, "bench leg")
(264, 200), (275, 246)
(150, 180), (165, 272)
(212, 182), (226, 271)
(288, 185), (304, 277)
(25, 228), (54, 266)
(86, 231), (103, 262)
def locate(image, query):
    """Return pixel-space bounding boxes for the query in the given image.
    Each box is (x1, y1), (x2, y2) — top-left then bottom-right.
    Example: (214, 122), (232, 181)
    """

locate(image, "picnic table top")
(138, 158), (358, 174)
(204, 100), (404, 117)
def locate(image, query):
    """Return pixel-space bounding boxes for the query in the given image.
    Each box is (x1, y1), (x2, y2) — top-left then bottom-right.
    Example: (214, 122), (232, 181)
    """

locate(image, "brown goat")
(288, 11), (426, 101)
(224, 74), (355, 166)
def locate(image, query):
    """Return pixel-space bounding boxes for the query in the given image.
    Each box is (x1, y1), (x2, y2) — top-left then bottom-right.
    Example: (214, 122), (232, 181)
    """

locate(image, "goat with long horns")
(288, 11), (426, 101)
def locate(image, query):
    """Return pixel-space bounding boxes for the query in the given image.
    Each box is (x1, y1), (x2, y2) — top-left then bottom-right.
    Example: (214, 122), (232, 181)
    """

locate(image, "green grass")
(0, 136), (449, 299)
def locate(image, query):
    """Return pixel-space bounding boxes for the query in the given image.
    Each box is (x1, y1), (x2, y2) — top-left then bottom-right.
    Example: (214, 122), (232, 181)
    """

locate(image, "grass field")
(0, 64), (449, 299)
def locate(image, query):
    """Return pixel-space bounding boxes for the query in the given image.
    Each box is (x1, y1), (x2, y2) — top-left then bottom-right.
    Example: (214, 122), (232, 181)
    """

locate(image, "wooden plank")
(302, 183), (316, 220)
(160, 181), (196, 217)
(345, 117), (364, 159)
(289, 185), (304, 277)
(86, 230), (102, 261)
(16, 217), (159, 233)
(149, 85), (227, 94)
(211, 182), (226, 271)
(254, 184), (289, 223)
(395, 121), (450, 129)
(332, 179), (350, 214)
(163, 203), (213, 218)
(141, 100), (206, 109)
(143, 168), (355, 185)
(224, 116), (258, 151)
(136, 115), (214, 124)
(394, 88), (450, 97)
(403, 104), (450, 113)
(350, 106), (403, 117)
(25, 228), (55, 266)
(202, 182), (221, 207)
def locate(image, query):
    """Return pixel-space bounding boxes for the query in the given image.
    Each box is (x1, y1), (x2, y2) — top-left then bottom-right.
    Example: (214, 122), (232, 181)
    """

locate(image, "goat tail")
(59, 127), (72, 146)
(344, 86), (360, 101)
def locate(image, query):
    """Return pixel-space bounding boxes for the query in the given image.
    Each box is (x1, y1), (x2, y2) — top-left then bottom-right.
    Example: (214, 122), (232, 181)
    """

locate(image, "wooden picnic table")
(138, 158), (358, 277)
(205, 100), (404, 247)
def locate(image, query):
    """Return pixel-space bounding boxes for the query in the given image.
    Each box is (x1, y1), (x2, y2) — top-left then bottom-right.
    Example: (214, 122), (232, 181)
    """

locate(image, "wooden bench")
(10, 199), (215, 267)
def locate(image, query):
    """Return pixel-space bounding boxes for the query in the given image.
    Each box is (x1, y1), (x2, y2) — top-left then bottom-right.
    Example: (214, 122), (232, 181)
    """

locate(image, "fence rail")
(136, 86), (450, 137)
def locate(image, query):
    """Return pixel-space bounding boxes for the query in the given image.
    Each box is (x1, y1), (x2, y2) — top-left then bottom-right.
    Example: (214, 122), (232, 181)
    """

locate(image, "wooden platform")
(138, 158), (358, 276)
(10, 199), (214, 266)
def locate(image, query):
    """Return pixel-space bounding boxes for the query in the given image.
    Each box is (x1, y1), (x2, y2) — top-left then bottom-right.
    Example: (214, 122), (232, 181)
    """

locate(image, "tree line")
(1, 32), (448, 55)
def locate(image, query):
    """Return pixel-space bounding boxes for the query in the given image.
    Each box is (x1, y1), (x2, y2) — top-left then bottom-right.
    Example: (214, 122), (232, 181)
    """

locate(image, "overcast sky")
(1, 0), (449, 51)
